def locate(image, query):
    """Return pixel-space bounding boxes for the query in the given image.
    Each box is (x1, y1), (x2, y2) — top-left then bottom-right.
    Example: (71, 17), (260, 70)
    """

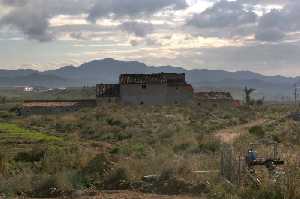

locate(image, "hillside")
(0, 58), (299, 100)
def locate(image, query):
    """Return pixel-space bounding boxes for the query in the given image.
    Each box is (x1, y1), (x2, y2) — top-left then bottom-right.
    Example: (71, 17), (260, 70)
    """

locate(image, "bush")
(14, 147), (45, 162)
(0, 111), (14, 119)
(249, 125), (265, 137)
(0, 153), (7, 176)
(192, 140), (221, 154)
(31, 173), (73, 198)
(239, 186), (284, 199)
(106, 118), (126, 128)
(41, 146), (82, 173)
(0, 173), (33, 197)
(173, 143), (192, 153)
(103, 168), (130, 190)
(81, 154), (112, 188)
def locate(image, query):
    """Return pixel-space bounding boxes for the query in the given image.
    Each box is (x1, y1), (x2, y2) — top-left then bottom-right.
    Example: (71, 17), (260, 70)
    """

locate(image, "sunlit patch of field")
(0, 122), (62, 142)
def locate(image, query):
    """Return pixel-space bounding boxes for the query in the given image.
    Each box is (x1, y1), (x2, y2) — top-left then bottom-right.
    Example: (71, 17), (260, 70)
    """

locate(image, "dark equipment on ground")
(288, 112), (300, 121)
(245, 141), (284, 186)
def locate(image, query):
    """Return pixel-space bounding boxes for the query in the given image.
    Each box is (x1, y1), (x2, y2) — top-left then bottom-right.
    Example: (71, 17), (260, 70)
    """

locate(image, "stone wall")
(19, 100), (96, 116)
(120, 84), (168, 105)
(120, 84), (193, 105)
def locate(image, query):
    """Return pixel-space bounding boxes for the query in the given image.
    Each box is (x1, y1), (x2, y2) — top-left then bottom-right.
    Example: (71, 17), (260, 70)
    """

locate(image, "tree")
(244, 86), (256, 105)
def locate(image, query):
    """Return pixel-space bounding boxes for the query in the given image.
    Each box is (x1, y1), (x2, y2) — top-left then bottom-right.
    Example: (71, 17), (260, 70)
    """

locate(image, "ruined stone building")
(194, 91), (240, 107)
(195, 91), (234, 101)
(97, 73), (193, 105)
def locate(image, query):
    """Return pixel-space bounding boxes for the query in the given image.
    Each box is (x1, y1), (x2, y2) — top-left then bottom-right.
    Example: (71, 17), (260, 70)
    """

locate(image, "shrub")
(239, 186), (284, 199)
(31, 173), (74, 198)
(0, 173), (33, 197)
(192, 140), (221, 154)
(14, 147), (45, 162)
(173, 143), (192, 153)
(103, 168), (130, 190)
(106, 118), (126, 128)
(80, 154), (112, 188)
(249, 125), (265, 137)
(0, 153), (7, 176)
(0, 111), (14, 120)
(41, 146), (82, 173)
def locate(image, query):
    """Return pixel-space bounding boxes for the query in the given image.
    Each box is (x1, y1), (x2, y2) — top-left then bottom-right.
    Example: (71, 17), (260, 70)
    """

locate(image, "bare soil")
(215, 119), (267, 144)
(79, 191), (201, 199)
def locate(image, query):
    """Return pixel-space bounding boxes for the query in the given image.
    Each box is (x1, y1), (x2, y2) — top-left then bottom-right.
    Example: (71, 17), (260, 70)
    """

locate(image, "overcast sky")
(0, 0), (299, 76)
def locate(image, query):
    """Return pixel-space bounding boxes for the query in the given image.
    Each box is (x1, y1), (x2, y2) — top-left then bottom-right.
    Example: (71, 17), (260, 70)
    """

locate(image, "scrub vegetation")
(0, 93), (299, 198)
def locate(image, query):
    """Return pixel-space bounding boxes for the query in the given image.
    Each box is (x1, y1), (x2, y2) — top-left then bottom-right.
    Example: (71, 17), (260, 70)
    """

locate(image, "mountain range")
(1, 58), (299, 101)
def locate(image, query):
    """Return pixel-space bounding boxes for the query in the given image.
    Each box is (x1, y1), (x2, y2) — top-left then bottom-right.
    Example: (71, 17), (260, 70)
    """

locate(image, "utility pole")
(294, 83), (300, 105)
(295, 84), (297, 105)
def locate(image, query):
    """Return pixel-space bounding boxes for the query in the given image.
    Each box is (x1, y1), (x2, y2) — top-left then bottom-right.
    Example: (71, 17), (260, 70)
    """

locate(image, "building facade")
(96, 73), (193, 105)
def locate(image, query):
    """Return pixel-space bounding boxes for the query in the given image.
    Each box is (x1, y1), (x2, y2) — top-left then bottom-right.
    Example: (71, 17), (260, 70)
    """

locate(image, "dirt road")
(82, 191), (201, 199)
(215, 119), (267, 144)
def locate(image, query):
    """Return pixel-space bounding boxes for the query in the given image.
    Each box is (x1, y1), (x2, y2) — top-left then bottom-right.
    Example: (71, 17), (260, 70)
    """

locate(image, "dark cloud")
(187, 1), (257, 29)
(0, 0), (94, 41)
(255, 28), (285, 42)
(0, 0), (27, 7)
(186, 0), (300, 42)
(238, 0), (290, 6)
(0, 2), (53, 41)
(0, 0), (186, 42)
(88, 0), (187, 22)
(120, 21), (154, 37)
(254, 2), (300, 41)
(185, 0), (257, 39)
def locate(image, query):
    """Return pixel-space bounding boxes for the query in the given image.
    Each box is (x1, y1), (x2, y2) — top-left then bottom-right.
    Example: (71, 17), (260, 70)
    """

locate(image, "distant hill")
(0, 58), (299, 101)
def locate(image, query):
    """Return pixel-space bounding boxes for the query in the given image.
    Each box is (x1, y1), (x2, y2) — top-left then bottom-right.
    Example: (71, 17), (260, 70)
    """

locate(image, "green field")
(0, 122), (62, 142)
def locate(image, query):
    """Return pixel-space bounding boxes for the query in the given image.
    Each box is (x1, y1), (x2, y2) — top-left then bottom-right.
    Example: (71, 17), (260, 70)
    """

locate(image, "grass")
(0, 100), (299, 198)
(0, 122), (63, 142)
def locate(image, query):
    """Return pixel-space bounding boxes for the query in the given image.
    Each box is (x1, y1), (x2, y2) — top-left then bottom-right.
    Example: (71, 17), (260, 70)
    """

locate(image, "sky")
(0, 0), (299, 76)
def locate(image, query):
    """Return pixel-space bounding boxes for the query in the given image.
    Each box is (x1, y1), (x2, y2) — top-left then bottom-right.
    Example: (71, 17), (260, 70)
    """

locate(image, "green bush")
(249, 125), (265, 137)
(81, 154), (112, 188)
(173, 143), (192, 153)
(14, 147), (45, 162)
(239, 186), (284, 199)
(106, 118), (126, 128)
(192, 140), (221, 154)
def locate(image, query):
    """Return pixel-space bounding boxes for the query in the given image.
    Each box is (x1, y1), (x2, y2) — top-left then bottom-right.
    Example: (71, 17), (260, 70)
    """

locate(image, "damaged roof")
(119, 73), (186, 85)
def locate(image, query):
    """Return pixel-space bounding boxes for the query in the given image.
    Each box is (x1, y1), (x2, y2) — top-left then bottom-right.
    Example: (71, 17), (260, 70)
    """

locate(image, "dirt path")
(82, 191), (201, 199)
(215, 119), (267, 144)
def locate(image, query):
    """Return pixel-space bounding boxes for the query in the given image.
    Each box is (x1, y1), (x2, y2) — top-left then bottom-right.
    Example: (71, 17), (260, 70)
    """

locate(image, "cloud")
(0, 0), (27, 7)
(157, 41), (300, 75)
(255, 28), (285, 41)
(120, 21), (154, 37)
(0, 2), (53, 41)
(254, 2), (300, 41)
(88, 0), (187, 22)
(0, 0), (186, 42)
(187, 1), (257, 29)
(0, 0), (95, 41)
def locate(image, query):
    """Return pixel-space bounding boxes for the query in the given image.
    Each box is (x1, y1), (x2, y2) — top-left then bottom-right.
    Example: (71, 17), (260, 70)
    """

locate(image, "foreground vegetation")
(0, 96), (299, 198)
